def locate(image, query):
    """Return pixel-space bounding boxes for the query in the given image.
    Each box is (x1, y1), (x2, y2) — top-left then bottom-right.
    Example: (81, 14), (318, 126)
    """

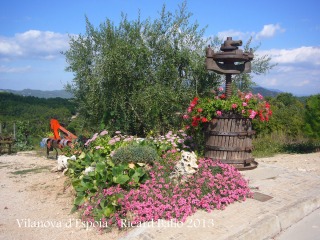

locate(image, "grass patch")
(11, 166), (51, 175)
(253, 132), (320, 157)
(283, 140), (320, 153)
(252, 133), (285, 157)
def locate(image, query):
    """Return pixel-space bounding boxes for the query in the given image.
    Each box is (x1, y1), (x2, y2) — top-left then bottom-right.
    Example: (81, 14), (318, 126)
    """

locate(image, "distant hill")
(0, 89), (73, 99)
(252, 86), (282, 97)
(0, 86), (281, 99)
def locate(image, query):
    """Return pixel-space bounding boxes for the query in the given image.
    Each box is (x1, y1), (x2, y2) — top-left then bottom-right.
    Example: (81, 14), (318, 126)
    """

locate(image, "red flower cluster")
(183, 89), (273, 130)
(219, 94), (226, 99)
(191, 116), (208, 127)
(258, 102), (272, 121)
(187, 97), (208, 127)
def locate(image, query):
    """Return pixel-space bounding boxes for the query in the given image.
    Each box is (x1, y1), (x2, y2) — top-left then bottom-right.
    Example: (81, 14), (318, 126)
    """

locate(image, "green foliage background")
(0, 92), (76, 150)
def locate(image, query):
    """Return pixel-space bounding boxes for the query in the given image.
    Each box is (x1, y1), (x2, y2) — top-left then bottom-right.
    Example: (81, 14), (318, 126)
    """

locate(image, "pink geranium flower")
(249, 110), (257, 119)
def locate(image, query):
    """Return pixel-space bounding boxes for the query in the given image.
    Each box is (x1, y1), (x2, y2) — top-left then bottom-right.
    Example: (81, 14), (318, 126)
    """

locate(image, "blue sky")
(0, 0), (319, 96)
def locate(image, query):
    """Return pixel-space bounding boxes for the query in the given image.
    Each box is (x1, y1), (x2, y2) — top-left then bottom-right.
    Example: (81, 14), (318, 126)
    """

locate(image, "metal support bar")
(206, 130), (256, 136)
(219, 158), (255, 164)
(225, 74), (232, 98)
(206, 145), (252, 152)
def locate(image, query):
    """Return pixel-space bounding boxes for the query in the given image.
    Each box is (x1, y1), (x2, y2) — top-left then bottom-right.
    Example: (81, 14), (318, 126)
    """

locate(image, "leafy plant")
(112, 143), (159, 165)
(183, 88), (272, 130)
(66, 131), (151, 215)
(68, 151), (149, 214)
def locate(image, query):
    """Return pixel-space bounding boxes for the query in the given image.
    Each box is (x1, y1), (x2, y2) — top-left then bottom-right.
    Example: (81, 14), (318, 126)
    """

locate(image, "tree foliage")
(253, 93), (306, 137)
(304, 94), (320, 139)
(0, 92), (76, 145)
(64, 2), (274, 136)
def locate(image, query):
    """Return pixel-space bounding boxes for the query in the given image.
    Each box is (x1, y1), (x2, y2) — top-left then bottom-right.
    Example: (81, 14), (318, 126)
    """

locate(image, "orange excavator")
(41, 119), (77, 159)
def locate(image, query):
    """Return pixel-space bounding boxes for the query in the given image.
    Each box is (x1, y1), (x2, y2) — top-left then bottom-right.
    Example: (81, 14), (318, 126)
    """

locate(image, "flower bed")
(65, 130), (252, 230)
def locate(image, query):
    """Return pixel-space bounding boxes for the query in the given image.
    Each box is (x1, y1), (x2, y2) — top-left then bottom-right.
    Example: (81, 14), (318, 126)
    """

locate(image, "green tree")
(0, 92), (75, 140)
(254, 93), (305, 137)
(64, 1), (273, 135)
(304, 94), (320, 139)
(64, 2), (215, 135)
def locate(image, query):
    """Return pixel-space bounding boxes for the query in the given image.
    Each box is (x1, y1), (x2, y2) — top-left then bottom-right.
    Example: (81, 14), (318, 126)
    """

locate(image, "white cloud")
(0, 40), (22, 55)
(294, 79), (310, 87)
(255, 69), (320, 96)
(275, 65), (295, 72)
(259, 77), (279, 87)
(257, 46), (320, 65)
(216, 23), (285, 44)
(217, 30), (251, 42)
(253, 45), (320, 95)
(256, 24), (285, 39)
(254, 63), (320, 95)
(0, 30), (69, 60)
(0, 65), (31, 73)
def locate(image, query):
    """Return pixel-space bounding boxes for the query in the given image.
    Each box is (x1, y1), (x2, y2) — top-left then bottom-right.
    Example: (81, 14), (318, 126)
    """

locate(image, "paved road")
(276, 208), (320, 240)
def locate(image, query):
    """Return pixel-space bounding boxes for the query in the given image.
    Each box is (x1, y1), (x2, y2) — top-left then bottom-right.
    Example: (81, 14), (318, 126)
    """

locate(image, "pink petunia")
(183, 114), (189, 119)
(100, 130), (108, 136)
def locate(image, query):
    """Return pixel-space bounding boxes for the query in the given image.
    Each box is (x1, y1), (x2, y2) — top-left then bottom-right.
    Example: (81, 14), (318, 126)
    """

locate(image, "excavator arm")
(42, 119), (77, 159)
(50, 119), (77, 141)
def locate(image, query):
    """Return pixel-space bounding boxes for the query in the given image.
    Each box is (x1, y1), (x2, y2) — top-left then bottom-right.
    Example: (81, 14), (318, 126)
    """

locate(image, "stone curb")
(228, 196), (320, 240)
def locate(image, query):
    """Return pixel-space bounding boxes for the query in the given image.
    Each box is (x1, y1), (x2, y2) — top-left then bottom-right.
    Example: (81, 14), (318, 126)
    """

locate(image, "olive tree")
(64, 2), (217, 135)
(64, 1), (273, 135)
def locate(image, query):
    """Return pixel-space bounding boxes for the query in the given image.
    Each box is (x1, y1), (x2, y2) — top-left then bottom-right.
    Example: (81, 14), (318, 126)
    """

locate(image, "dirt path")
(0, 151), (124, 240)
(0, 151), (319, 240)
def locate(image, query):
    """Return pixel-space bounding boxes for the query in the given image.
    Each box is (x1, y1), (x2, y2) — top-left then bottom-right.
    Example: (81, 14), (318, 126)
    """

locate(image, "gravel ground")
(258, 152), (320, 175)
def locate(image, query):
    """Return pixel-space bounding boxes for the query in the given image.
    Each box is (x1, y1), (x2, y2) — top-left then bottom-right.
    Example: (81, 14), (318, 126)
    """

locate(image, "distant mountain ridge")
(0, 86), (282, 99)
(252, 86), (282, 97)
(0, 89), (73, 99)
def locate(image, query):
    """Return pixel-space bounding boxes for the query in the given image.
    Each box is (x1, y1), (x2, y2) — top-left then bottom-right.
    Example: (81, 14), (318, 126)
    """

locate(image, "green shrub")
(253, 131), (320, 157)
(253, 133), (285, 158)
(283, 140), (320, 153)
(112, 144), (159, 164)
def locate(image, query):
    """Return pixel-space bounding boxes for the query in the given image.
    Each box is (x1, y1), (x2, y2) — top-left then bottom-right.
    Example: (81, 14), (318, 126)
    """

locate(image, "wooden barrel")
(204, 114), (257, 170)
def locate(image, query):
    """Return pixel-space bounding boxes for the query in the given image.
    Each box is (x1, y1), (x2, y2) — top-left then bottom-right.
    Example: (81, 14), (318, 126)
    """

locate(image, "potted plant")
(183, 87), (272, 170)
